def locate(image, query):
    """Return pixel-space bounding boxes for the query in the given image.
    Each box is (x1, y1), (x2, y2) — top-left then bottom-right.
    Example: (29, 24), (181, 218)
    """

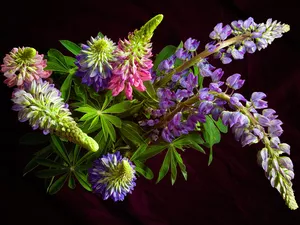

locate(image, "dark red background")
(1, 0), (300, 224)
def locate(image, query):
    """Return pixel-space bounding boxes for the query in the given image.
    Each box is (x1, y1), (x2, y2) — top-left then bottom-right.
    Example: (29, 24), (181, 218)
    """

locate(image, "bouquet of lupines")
(2, 14), (297, 209)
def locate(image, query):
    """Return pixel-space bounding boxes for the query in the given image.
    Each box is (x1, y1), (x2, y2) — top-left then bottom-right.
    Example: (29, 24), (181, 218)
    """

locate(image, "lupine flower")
(12, 80), (99, 152)
(109, 15), (163, 100)
(184, 38), (200, 52)
(1, 47), (51, 88)
(75, 36), (116, 92)
(209, 23), (232, 41)
(226, 73), (245, 90)
(88, 151), (136, 201)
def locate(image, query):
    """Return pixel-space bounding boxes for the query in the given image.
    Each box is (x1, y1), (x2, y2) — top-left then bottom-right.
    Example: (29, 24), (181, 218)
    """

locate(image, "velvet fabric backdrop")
(1, 0), (300, 224)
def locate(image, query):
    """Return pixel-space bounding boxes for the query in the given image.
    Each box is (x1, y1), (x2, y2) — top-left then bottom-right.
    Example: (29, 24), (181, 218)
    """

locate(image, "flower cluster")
(75, 36), (116, 92)
(12, 80), (99, 152)
(1, 14), (297, 209)
(207, 17), (290, 64)
(1, 47), (51, 87)
(88, 151), (136, 201)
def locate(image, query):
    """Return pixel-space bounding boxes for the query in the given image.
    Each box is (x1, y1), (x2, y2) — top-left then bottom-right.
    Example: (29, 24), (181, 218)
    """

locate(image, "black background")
(1, 0), (300, 224)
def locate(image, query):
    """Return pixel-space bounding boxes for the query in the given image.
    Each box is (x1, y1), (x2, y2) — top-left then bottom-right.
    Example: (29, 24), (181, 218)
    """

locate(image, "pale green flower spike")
(12, 80), (99, 152)
(131, 14), (164, 43)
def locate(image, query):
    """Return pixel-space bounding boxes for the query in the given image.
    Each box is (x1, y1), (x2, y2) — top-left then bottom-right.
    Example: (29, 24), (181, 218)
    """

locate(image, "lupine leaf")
(213, 117), (228, 133)
(35, 158), (66, 168)
(134, 160), (154, 180)
(48, 49), (69, 70)
(118, 101), (145, 118)
(173, 150), (187, 180)
(48, 173), (68, 195)
(153, 45), (177, 71)
(170, 146), (178, 185)
(74, 170), (92, 191)
(89, 115), (100, 130)
(119, 121), (145, 146)
(50, 135), (70, 164)
(64, 56), (76, 67)
(100, 116), (109, 141)
(68, 175), (76, 189)
(73, 145), (81, 164)
(75, 105), (98, 114)
(203, 116), (221, 165)
(138, 144), (168, 161)
(94, 129), (106, 151)
(101, 90), (113, 110)
(44, 61), (69, 72)
(156, 148), (172, 183)
(60, 72), (74, 101)
(103, 101), (133, 114)
(131, 143), (148, 161)
(79, 112), (97, 122)
(23, 145), (53, 176)
(73, 78), (87, 104)
(59, 40), (81, 56)
(102, 114), (122, 128)
(105, 120), (116, 142)
(144, 81), (158, 101)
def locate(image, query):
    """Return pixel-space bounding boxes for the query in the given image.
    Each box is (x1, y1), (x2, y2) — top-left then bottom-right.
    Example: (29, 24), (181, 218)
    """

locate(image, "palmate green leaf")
(48, 49), (69, 71)
(60, 40), (81, 56)
(203, 116), (221, 165)
(60, 72), (74, 101)
(35, 158), (66, 168)
(50, 135), (70, 164)
(19, 132), (50, 145)
(153, 45), (177, 71)
(102, 101), (133, 114)
(74, 170), (92, 191)
(23, 145), (53, 176)
(134, 160), (154, 180)
(100, 116), (116, 142)
(48, 173), (68, 195)
(102, 114), (122, 128)
(79, 112), (97, 122)
(157, 148), (172, 183)
(35, 168), (68, 178)
(106, 120), (116, 142)
(131, 143), (148, 161)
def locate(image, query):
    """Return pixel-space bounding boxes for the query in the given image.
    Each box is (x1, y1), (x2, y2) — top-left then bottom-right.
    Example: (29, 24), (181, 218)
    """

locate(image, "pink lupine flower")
(1, 47), (51, 88)
(108, 34), (153, 100)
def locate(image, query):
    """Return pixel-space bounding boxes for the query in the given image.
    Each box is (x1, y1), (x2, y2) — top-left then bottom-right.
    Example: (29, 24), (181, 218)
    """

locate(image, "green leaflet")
(48, 173), (68, 195)
(60, 40), (81, 55)
(157, 148), (172, 183)
(74, 170), (92, 191)
(202, 116), (221, 165)
(134, 160), (154, 180)
(60, 72), (74, 101)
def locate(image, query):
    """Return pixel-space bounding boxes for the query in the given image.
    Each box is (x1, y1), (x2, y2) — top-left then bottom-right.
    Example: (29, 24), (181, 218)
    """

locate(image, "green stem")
(154, 33), (250, 89)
